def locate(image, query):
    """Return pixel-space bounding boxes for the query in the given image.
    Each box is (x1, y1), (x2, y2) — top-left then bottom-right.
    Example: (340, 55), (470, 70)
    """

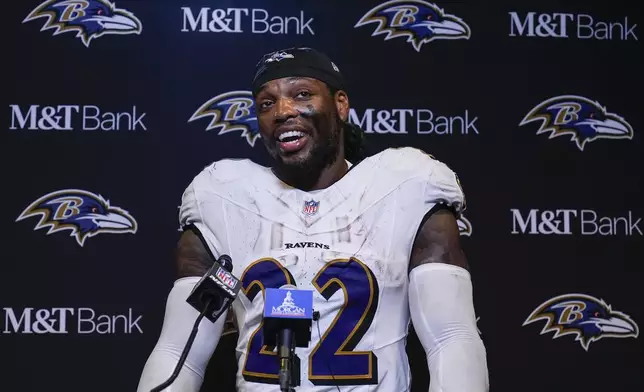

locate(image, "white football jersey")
(179, 147), (465, 392)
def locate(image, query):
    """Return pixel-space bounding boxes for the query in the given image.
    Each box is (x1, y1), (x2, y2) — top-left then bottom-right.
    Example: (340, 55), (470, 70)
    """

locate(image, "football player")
(138, 47), (488, 392)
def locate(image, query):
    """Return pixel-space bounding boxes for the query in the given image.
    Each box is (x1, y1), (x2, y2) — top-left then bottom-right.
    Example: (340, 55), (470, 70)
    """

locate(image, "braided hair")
(343, 122), (367, 164)
(328, 86), (367, 164)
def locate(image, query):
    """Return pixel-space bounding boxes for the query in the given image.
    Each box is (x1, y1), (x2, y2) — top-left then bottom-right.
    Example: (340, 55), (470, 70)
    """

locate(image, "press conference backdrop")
(2, 0), (642, 391)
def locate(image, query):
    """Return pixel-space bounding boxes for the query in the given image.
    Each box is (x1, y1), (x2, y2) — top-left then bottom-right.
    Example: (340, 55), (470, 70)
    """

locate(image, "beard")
(269, 109), (343, 190)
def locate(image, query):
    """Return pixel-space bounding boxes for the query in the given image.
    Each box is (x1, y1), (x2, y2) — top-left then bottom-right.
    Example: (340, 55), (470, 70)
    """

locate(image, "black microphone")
(262, 284), (313, 392)
(149, 254), (241, 392)
(185, 254), (241, 322)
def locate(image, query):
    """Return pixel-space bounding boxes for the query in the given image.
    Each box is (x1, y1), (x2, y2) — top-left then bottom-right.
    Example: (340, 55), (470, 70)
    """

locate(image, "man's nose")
(274, 98), (299, 122)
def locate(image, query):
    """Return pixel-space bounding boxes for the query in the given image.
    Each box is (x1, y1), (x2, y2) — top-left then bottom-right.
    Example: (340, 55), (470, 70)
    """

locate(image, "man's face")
(255, 77), (349, 170)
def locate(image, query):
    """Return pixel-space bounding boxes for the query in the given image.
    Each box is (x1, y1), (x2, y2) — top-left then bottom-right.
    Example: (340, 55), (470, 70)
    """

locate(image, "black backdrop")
(2, 1), (642, 391)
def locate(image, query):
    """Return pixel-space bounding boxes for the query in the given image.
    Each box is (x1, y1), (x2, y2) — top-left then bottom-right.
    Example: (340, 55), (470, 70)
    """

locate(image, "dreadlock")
(328, 86), (367, 164)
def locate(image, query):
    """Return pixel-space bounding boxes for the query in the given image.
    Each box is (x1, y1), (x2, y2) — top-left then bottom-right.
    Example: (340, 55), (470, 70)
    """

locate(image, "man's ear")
(335, 90), (350, 122)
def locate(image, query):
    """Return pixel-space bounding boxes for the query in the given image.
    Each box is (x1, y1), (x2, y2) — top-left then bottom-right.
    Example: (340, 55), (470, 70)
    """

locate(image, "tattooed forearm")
(409, 208), (469, 272)
(175, 229), (215, 278)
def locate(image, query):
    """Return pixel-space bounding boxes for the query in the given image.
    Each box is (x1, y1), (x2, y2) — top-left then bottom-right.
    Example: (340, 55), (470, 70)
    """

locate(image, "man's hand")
(409, 208), (468, 272)
(221, 311), (238, 337)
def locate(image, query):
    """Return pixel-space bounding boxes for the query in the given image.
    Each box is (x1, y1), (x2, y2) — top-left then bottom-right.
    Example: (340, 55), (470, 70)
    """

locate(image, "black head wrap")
(252, 47), (344, 95)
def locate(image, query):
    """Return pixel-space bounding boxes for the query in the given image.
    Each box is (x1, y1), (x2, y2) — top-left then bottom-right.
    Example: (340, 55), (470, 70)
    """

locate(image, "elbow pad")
(408, 263), (489, 392)
(137, 277), (227, 392)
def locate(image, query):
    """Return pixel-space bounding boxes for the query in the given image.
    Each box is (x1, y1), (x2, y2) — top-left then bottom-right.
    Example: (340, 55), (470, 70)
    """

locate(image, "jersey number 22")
(240, 257), (380, 386)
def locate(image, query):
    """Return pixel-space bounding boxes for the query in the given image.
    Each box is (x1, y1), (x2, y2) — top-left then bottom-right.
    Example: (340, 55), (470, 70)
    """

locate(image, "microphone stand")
(278, 328), (299, 392)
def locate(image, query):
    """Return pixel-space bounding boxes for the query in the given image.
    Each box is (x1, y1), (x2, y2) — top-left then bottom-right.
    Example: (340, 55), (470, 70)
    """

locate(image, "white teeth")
(278, 131), (305, 141)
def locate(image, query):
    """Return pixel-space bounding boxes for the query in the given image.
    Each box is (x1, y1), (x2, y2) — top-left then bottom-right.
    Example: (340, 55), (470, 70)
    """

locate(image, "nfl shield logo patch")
(302, 200), (319, 216)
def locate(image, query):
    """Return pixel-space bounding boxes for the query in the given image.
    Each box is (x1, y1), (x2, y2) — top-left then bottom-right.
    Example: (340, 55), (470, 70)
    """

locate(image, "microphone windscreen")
(219, 254), (233, 272)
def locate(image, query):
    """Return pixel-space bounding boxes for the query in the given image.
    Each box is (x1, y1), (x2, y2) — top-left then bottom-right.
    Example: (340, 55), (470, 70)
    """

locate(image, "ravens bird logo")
(355, 0), (470, 52)
(24, 0), (142, 47)
(16, 189), (137, 247)
(523, 293), (639, 351)
(189, 91), (260, 147)
(520, 95), (634, 151)
(263, 51), (295, 64)
(457, 215), (472, 236)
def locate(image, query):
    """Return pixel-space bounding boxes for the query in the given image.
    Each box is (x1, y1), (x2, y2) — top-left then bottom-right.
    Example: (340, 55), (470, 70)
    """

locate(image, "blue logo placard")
(264, 288), (313, 320)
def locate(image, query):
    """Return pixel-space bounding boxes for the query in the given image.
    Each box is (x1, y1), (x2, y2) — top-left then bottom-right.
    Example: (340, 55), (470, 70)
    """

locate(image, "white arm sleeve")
(137, 277), (227, 392)
(408, 263), (489, 392)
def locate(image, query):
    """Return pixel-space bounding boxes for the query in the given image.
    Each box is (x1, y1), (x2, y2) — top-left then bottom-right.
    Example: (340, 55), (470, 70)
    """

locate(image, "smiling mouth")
(276, 130), (310, 153)
(277, 130), (307, 143)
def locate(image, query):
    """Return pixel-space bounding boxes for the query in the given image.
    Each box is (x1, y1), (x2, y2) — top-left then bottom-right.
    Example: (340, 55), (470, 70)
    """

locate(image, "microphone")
(149, 254), (241, 392)
(263, 284), (313, 392)
(186, 254), (241, 322)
